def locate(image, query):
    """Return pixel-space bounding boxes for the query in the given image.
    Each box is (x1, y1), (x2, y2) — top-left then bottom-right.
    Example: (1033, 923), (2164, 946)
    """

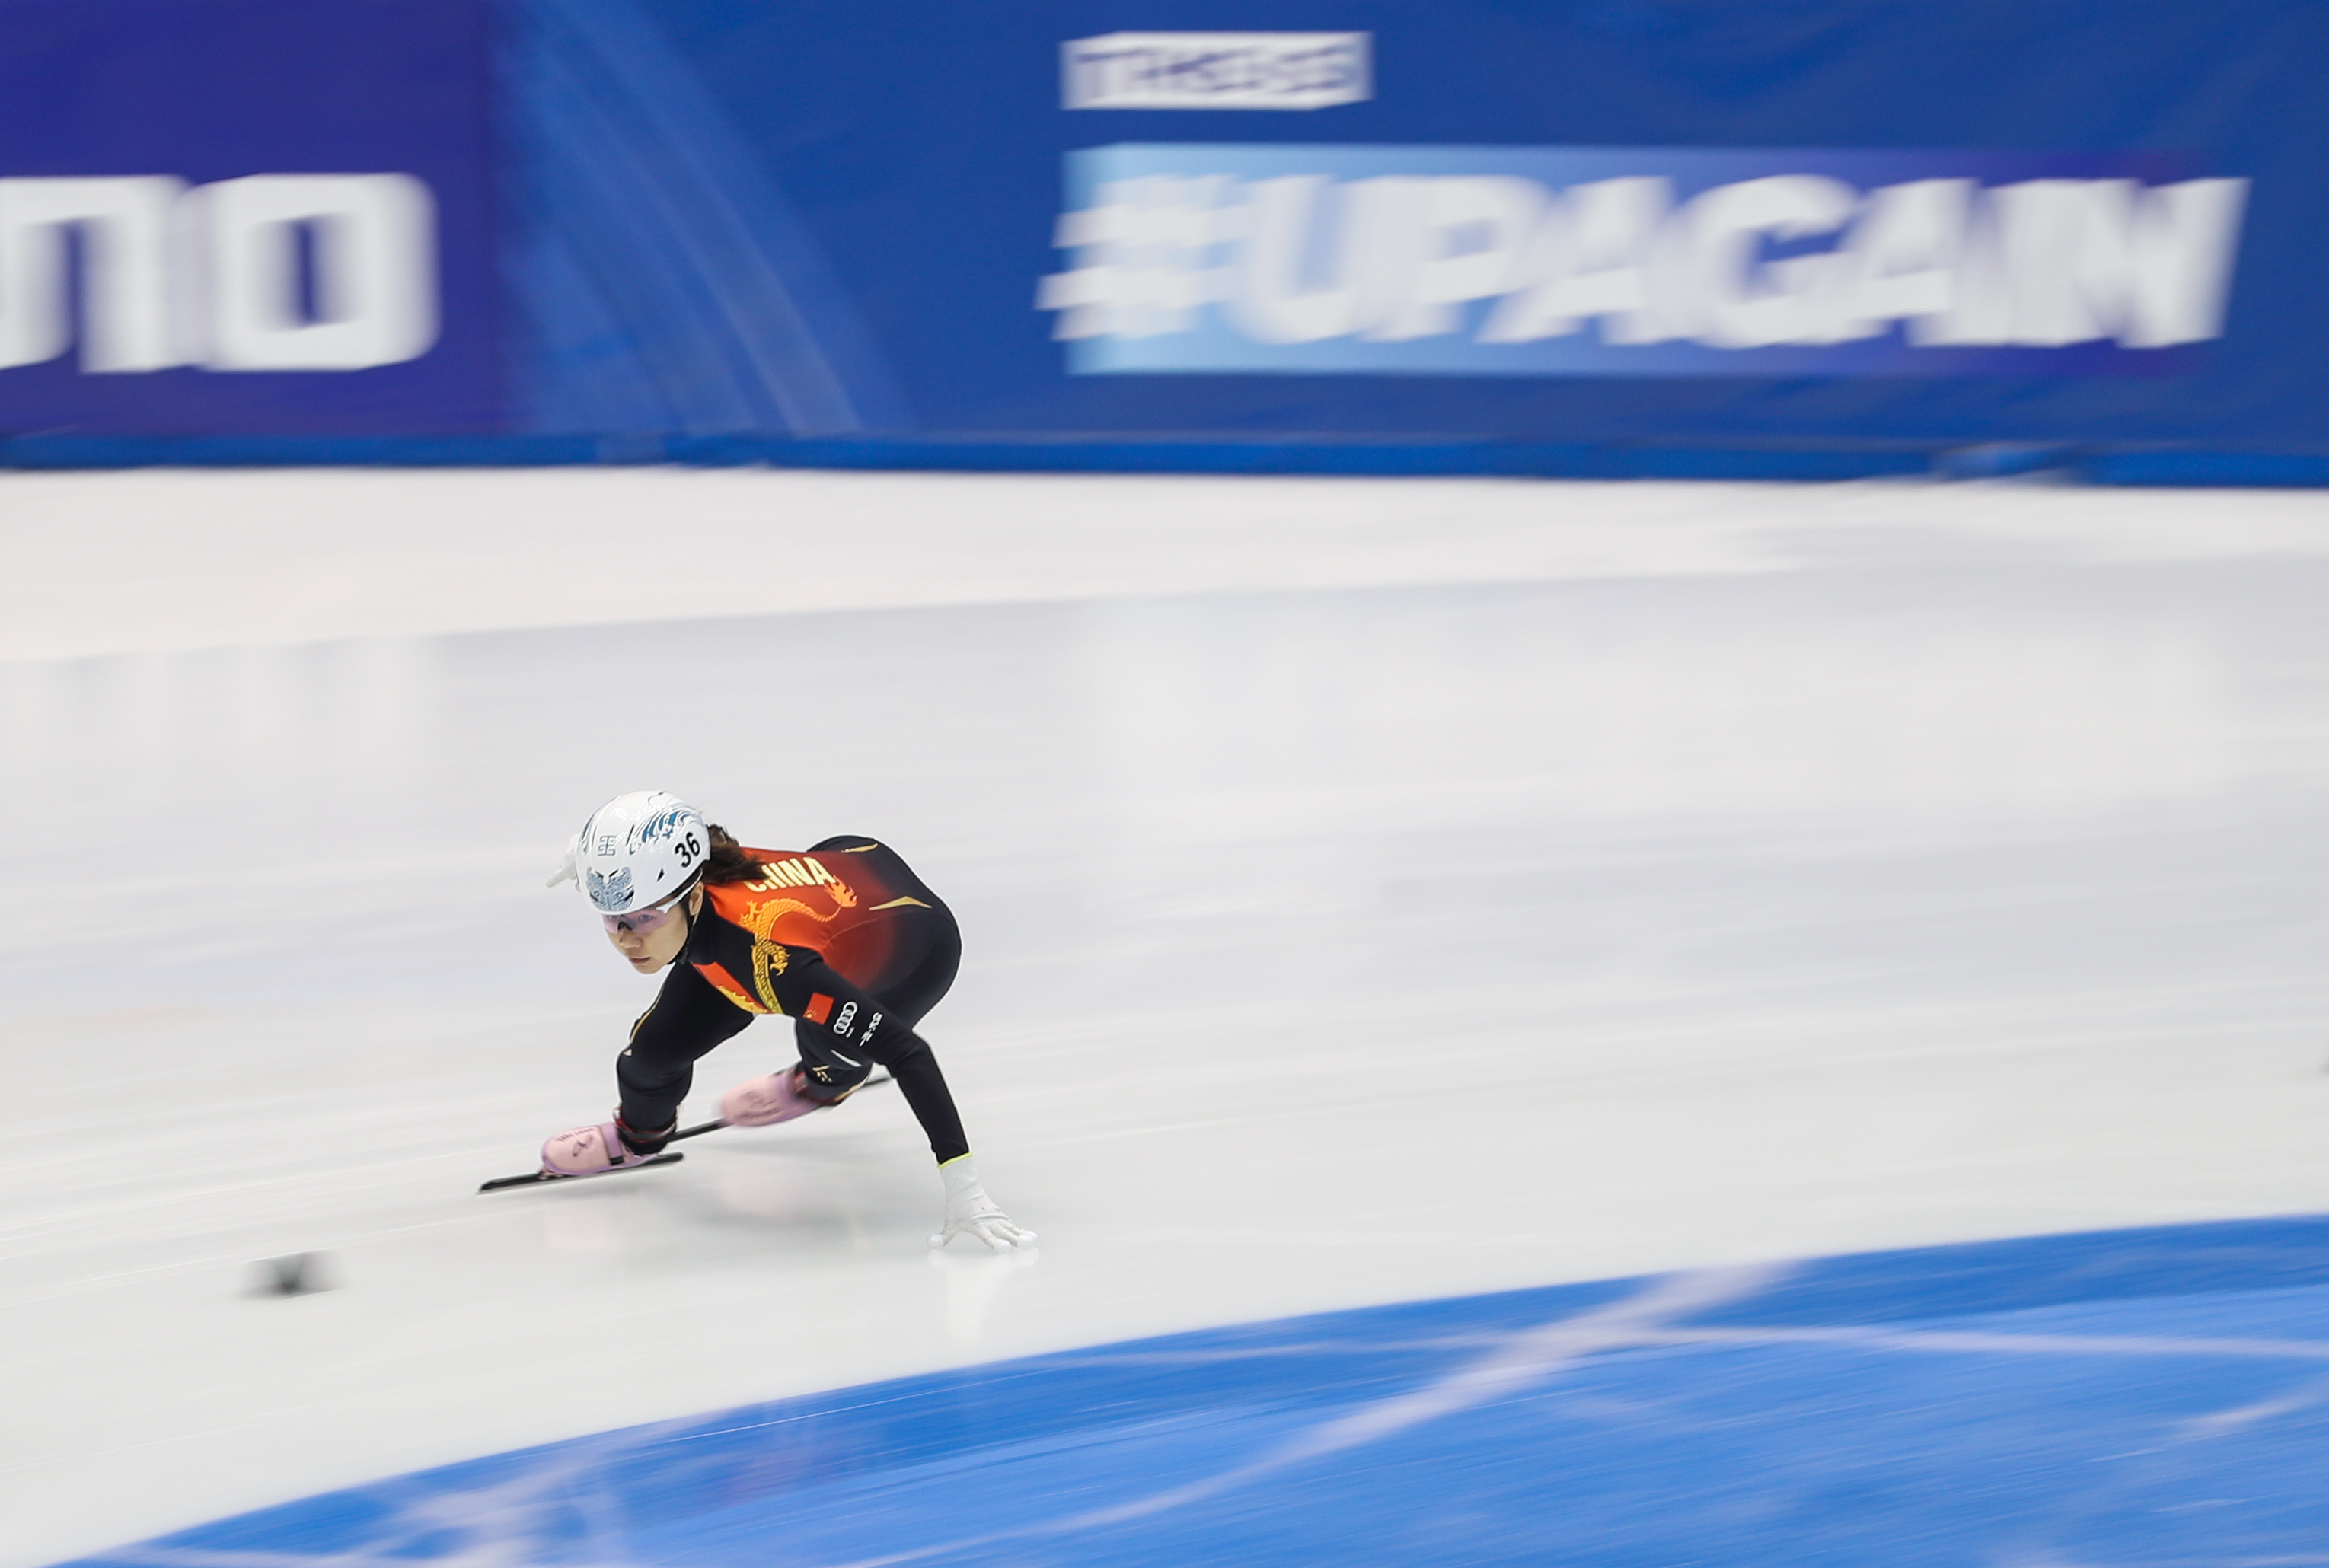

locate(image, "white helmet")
(549, 790), (710, 913)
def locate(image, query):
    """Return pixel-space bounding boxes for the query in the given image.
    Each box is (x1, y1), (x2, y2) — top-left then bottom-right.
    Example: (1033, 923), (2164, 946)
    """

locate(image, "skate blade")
(477, 1151), (685, 1194)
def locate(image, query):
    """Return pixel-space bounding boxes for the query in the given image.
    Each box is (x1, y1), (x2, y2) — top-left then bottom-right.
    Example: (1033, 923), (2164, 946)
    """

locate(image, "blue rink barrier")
(6, 432), (2327, 486)
(62, 1213), (2329, 1567)
(0, 433), (1940, 479)
(4, 434), (2325, 486)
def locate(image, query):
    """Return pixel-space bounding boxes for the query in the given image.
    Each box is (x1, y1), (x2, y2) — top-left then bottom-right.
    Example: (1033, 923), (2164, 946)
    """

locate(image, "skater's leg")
(869, 903), (962, 1031)
(788, 904), (961, 1099)
(806, 837), (959, 1028)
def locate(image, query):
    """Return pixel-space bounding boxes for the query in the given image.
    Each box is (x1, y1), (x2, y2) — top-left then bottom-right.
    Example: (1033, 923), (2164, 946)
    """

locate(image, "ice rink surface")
(5, 468), (2329, 1563)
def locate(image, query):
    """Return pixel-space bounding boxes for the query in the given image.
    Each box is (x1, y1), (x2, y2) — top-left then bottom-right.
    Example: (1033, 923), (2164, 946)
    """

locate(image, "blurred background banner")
(9, 0), (2329, 463)
(0, 0), (500, 434)
(499, 0), (2324, 459)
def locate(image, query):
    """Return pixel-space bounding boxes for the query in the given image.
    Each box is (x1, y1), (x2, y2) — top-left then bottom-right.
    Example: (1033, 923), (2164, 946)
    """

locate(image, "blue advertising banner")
(6, 0), (2327, 472)
(0, 0), (498, 435)
(492, 0), (2320, 461)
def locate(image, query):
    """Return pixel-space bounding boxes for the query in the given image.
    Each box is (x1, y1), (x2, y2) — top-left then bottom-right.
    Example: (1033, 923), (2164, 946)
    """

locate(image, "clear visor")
(601, 888), (690, 936)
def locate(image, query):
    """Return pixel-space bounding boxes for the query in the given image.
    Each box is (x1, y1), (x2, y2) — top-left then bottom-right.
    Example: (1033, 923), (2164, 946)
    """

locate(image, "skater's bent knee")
(796, 1057), (872, 1103)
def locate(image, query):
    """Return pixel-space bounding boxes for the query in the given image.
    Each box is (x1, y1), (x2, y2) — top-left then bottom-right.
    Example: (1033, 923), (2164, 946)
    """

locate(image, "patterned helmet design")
(584, 866), (635, 912)
(561, 791), (708, 914)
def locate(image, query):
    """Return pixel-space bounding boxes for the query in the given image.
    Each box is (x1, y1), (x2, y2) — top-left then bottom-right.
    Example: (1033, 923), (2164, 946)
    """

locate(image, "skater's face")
(605, 885), (703, 974)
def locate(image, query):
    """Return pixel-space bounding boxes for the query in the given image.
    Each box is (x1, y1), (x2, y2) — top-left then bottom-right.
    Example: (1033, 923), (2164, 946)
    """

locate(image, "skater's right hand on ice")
(931, 1155), (1035, 1253)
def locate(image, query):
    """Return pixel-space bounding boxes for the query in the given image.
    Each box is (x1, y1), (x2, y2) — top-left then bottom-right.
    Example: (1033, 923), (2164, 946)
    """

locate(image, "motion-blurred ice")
(4, 469), (2327, 1564)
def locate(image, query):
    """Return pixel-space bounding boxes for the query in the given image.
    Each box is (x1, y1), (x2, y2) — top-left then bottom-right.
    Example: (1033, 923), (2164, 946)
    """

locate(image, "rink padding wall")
(5, 0), (2329, 483)
(8, 435), (2326, 487)
(58, 1213), (2329, 1566)
(0, 433), (1945, 480)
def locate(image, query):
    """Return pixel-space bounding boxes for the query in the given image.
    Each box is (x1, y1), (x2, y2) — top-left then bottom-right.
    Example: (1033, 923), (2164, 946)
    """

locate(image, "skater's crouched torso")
(684, 838), (940, 1016)
(619, 834), (970, 1162)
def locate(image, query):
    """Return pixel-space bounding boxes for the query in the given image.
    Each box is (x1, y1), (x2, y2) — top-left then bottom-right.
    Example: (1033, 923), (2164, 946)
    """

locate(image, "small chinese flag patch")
(804, 993), (835, 1025)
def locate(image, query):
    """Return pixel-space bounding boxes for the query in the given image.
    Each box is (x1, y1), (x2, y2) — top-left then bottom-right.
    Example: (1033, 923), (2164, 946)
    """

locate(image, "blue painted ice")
(66, 1217), (2329, 1565)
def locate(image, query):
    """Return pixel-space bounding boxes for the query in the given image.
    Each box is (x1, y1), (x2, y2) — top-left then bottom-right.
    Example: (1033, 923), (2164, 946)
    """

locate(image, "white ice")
(3, 467), (2328, 1566)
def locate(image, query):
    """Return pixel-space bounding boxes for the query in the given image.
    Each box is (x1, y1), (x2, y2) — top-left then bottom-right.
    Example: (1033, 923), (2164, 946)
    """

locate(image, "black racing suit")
(613, 837), (969, 1164)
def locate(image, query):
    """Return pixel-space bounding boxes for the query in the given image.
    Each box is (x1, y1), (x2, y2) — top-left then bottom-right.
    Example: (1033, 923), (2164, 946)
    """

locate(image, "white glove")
(930, 1155), (1036, 1253)
(547, 833), (580, 889)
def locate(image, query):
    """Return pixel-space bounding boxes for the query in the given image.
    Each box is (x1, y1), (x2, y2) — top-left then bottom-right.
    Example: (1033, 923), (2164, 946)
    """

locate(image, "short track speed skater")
(520, 791), (1035, 1251)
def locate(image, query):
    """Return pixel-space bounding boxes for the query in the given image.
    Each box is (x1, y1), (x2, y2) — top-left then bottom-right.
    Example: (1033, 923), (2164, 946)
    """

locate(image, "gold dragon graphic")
(735, 870), (857, 1010)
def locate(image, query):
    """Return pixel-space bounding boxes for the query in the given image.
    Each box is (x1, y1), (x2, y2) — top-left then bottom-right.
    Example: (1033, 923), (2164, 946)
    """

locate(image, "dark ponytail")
(700, 823), (761, 886)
